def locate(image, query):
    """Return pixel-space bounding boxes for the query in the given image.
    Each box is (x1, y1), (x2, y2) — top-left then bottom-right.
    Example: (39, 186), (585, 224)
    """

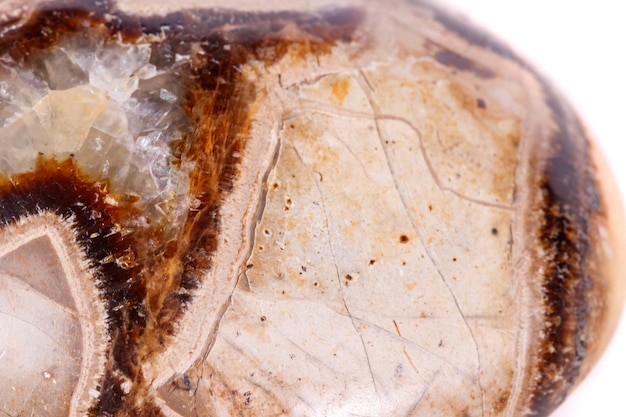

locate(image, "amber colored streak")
(0, 2), (363, 416)
(120, 3), (366, 351)
(0, 158), (173, 416)
(0, 158), (148, 373)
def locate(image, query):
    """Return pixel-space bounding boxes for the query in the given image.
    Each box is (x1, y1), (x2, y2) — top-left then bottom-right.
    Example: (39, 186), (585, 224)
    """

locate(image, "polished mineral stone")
(0, 1), (624, 416)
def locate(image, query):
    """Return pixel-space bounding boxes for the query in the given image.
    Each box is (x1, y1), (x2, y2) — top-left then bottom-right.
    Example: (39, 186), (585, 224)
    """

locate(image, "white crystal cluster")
(0, 33), (192, 224)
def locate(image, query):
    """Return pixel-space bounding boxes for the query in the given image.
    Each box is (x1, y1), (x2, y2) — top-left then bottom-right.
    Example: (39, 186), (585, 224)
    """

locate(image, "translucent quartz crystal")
(0, 32), (191, 224)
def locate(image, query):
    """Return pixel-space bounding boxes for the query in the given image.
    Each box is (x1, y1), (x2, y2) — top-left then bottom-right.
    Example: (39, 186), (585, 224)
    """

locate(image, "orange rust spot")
(330, 75), (351, 106)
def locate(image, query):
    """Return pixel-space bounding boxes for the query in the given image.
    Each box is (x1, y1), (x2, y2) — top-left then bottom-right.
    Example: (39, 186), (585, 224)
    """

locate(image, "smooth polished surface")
(437, 2), (626, 416)
(0, 1), (624, 416)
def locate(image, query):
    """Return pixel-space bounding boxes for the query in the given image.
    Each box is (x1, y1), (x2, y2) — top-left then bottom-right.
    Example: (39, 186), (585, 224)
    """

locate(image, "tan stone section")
(0, 215), (108, 417)
(200, 54), (520, 415)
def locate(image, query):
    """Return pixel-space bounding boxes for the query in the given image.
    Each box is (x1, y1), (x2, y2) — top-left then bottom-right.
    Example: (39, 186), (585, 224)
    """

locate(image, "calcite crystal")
(0, 1), (623, 416)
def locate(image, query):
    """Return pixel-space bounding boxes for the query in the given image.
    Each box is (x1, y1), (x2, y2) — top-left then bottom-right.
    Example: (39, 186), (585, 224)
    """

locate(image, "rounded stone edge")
(413, 2), (626, 414)
(514, 88), (626, 417)
(585, 135), (626, 363)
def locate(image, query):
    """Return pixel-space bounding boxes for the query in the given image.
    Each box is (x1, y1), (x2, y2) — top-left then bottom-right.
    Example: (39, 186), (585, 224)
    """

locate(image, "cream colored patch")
(0, 214), (108, 417)
(205, 60), (519, 416)
(330, 75), (351, 106)
(31, 85), (108, 154)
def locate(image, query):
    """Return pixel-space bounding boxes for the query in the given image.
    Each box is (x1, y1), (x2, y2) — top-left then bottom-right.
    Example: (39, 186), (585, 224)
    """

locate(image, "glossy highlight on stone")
(0, 1), (624, 416)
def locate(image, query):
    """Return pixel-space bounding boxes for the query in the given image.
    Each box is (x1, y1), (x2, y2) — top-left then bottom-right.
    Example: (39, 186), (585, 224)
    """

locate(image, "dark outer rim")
(414, 0), (604, 415)
(0, 0), (604, 415)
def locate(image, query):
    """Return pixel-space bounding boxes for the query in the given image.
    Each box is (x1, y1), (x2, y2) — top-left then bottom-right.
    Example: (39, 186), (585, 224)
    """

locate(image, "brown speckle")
(0, 2), (364, 416)
(399, 234), (409, 243)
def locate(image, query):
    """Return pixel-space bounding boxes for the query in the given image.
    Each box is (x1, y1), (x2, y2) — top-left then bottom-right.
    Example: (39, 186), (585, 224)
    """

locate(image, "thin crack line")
(289, 136), (384, 409)
(290, 96), (514, 211)
(220, 334), (318, 414)
(503, 71), (540, 417)
(0, 272), (78, 318)
(404, 368), (442, 417)
(351, 316), (473, 380)
(0, 310), (65, 349)
(273, 328), (341, 375)
(357, 69), (486, 417)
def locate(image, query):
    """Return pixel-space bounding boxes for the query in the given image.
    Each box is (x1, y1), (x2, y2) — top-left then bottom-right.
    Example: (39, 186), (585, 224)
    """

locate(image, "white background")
(437, 1), (626, 416)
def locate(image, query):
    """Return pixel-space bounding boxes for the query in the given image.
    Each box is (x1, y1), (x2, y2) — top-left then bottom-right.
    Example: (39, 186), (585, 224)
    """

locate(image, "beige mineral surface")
(0, 1), (624, 417)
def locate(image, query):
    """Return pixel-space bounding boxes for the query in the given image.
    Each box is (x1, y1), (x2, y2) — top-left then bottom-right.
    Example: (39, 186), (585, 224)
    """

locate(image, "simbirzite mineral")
(0, 1), (624, 417)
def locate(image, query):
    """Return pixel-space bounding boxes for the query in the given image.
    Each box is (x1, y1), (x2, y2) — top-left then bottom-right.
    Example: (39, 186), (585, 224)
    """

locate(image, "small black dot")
(476, 98), (486, 109)
(491, 228), (498, 235)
